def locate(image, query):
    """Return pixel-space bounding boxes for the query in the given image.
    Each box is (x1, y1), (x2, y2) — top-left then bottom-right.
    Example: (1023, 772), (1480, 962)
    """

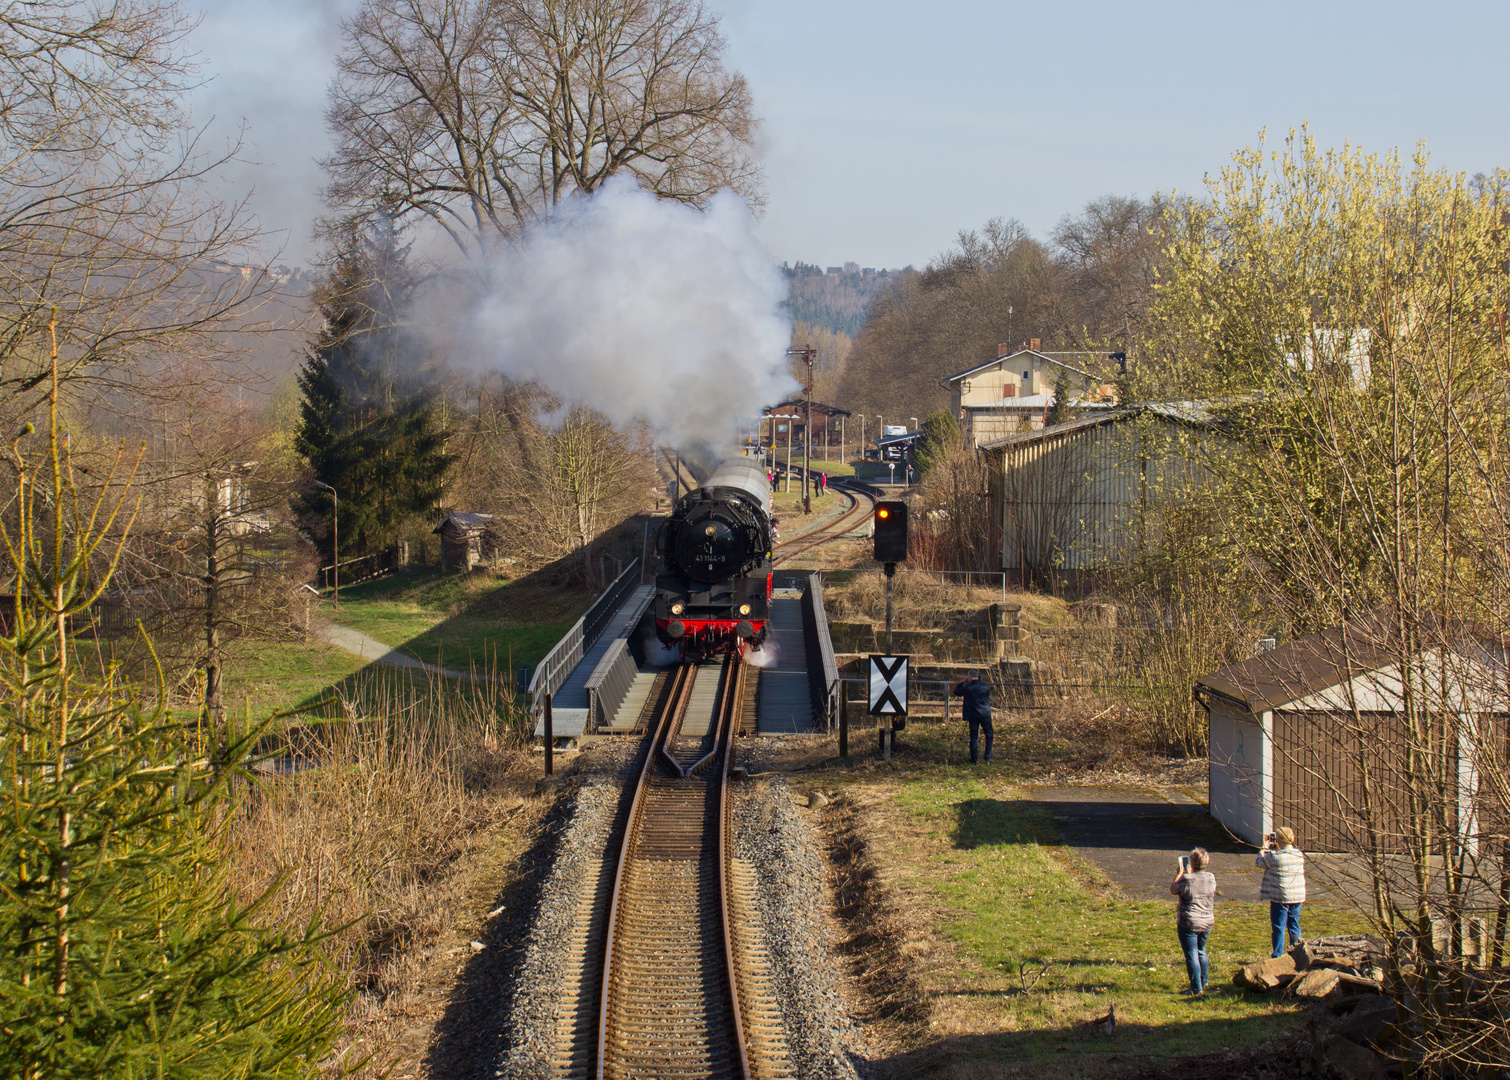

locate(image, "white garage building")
(1194, 612), (1503, 853)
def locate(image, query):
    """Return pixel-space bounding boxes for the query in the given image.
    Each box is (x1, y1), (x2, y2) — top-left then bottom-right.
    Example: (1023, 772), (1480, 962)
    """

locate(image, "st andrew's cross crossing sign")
(868, 655), (908, 717)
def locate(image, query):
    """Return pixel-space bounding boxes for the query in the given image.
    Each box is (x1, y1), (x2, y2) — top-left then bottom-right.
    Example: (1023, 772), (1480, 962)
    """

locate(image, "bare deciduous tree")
(0, 1), (268, 420)
(323, 0), (759, 277)
(450, 383), (653, 583)
(1149, 130), (1510, 1073)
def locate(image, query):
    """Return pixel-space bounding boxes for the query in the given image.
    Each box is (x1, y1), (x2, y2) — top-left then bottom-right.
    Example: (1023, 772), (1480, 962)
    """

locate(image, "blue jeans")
(1270, 902), (1302, 957)
(1178, 928), (1209, 992)
(968, 716), (993, 762)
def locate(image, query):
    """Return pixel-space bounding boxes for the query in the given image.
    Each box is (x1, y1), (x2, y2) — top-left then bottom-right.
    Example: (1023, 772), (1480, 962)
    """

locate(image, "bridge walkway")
(529, 564), (838, 742)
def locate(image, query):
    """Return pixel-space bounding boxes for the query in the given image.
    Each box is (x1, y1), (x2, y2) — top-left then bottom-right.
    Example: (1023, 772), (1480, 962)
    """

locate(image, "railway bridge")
(528, 561), (840, 741)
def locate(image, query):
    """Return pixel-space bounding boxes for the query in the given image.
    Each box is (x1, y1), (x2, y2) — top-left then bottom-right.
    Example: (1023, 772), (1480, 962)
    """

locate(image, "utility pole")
(786, 418), (794, 491)
(313, 480), (339, 608)
(786, 345), (816, 515)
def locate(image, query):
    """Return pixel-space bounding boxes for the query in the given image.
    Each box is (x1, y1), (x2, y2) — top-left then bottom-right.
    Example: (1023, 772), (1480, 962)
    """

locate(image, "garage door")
(1273, 710), (1426, 854)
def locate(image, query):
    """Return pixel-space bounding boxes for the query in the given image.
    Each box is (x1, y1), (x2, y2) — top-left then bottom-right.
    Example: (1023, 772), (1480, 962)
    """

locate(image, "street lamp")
(909, 416), (918, 431)
(312, 480), (339, 608)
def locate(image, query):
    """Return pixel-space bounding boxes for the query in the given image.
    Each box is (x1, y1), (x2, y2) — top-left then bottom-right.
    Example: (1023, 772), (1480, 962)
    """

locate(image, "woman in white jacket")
(1255, 825), (1306, 957)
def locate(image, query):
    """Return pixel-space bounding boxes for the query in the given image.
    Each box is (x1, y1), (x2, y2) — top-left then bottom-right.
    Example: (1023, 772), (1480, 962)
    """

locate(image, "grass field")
(822, 717), (1369, 1077)
(326, 568), (592, 674)
(71, 567), (592, 719)
(71, 634), (369, 715)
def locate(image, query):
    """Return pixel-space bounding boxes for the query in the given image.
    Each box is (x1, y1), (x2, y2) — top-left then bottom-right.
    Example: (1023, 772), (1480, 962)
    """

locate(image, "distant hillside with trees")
(781, 262), (911, 336)
(834, 197), (1165, 425)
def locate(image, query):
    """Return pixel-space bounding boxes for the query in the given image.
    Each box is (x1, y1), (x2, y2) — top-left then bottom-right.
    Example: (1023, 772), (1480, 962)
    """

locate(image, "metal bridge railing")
(802, 572), (840, 729)
(527, 558), (640, 717)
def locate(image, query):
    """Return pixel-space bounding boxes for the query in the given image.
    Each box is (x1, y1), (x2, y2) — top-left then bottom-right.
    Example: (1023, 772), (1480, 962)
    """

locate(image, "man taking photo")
(952, 670), (993, 764)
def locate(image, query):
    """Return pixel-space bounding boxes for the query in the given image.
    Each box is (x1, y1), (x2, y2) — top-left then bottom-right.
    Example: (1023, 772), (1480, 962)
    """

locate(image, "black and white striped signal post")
(868, 655), (908, 759)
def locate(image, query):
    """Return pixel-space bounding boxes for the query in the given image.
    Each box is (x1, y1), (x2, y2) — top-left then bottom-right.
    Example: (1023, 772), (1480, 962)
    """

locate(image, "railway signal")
(874, 500), (908, 657)
(873, 501), (908, 563)
(868, 654), (908, 760)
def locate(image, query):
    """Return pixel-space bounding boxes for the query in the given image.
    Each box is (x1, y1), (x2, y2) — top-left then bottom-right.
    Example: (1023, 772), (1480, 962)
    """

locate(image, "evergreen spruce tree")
(1043, 370), (1072, 426)
(294, 222), (453, 558)
(0, 356), (347, 1078)
(912, 409), (959, 477)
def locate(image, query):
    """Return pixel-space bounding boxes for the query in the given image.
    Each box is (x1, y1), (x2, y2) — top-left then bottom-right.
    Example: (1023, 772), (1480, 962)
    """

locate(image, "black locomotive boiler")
(654, 458), (773, 660)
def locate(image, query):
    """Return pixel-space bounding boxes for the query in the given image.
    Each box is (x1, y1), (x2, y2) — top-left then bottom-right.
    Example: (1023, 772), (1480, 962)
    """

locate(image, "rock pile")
(1233, 934), (1386, 996)
(1235, 935), (1399, 1080)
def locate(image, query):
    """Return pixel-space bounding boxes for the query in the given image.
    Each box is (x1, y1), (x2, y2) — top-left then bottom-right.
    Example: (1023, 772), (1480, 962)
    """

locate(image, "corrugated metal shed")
(979, 406), (1223, 573)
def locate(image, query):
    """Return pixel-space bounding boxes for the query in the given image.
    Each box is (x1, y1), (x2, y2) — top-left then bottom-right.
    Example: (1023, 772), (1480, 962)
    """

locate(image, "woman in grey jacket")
(1170, 847), (1216, 996)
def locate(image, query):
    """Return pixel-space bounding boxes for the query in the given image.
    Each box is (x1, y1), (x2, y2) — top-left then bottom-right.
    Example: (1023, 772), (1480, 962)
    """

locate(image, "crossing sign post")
(868, 654), (908, 760)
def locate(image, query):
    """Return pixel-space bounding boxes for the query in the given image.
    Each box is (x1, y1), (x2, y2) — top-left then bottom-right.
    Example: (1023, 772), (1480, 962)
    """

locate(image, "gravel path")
(314, 620), (485, 681)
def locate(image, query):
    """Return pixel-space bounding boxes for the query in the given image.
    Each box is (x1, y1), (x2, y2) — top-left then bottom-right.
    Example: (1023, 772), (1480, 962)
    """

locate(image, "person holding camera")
(1256, 826), (1306, 957)
(952, 670), (992, 764)
(1170, 847), (1215, 996)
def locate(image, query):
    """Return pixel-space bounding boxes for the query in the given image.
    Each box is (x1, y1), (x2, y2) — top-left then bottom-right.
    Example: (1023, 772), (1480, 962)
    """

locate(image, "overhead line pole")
(786, 345), (816, 515)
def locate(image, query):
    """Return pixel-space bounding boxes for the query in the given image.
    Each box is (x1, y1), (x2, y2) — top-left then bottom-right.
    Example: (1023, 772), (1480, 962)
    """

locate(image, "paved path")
(315, 620), (482, 682)
(1027, 784), (1357, 906)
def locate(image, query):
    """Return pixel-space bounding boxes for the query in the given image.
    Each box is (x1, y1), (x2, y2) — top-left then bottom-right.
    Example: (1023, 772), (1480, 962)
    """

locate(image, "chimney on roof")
(1030, 338), (1041, 351)
(997, 343), (1011, 357)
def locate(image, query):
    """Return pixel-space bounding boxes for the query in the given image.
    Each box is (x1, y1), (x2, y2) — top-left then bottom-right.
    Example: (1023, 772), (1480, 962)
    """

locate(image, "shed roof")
(1194, 610), (1454, 713)
(964, 393), (1056, 410)
(974, 402), (1224, 452)
(763, 399), (852, 419)
(976, 408), (1136, 451)
(433, 511), (497, 534)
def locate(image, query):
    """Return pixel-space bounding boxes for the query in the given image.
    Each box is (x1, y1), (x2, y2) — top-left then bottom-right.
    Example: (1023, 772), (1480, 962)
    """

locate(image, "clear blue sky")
(193, 0), (1510, 270)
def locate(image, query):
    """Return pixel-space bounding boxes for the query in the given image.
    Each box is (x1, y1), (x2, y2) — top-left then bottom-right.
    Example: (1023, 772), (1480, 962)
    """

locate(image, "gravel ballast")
(497, 768), (626, 1079)
(733, 775), (862, 1080)
(494, 743), (862, 1079)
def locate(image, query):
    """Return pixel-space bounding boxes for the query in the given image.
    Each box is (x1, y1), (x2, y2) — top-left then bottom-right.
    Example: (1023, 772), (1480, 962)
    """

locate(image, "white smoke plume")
(472, 177), (797, 446)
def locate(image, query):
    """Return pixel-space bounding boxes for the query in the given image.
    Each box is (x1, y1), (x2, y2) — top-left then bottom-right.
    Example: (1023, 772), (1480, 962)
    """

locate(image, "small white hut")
(1194, 611), (1505, 853)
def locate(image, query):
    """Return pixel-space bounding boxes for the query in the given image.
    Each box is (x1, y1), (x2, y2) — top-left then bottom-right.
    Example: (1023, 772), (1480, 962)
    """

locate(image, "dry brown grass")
(818, 791), (934, 1063)
(826, 575), (1058, 632)
(229, 666), (541, 1064)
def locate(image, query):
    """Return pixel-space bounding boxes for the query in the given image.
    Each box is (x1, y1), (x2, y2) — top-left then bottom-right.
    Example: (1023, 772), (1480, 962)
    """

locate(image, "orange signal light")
(877, 508), (889, 519)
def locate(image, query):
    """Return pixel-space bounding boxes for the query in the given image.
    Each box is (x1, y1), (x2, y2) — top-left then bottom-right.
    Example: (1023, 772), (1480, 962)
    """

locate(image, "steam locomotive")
(653, 458), (773, 661)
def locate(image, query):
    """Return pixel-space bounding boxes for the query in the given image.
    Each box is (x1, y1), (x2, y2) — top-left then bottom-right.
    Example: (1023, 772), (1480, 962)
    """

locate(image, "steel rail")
(772, 481), (877, 566)
(594, 662), (694, 1079)
(717, 660), (752, 1077)
(594, 658), (751, 1080)
(772, 483), (858, 549)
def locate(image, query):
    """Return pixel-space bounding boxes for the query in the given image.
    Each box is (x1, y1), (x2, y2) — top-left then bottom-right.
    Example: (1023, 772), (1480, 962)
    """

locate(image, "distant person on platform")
(819, 472), (829, 495)
(951, 670), (992, 764)
(1170, 847), (1216, 996)
(1256, 826), (1307, 957)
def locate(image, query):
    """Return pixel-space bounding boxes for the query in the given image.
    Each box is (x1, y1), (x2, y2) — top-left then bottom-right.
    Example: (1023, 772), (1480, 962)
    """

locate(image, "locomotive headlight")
(670, 602), (684, 615)
(705, 524), (717, 536)
(738, 604), (751, 615)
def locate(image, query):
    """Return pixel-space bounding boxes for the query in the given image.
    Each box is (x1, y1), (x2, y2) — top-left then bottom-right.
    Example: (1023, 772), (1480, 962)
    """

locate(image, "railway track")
(772, 480), (877, 566)
(534, 658), (794, 1080)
